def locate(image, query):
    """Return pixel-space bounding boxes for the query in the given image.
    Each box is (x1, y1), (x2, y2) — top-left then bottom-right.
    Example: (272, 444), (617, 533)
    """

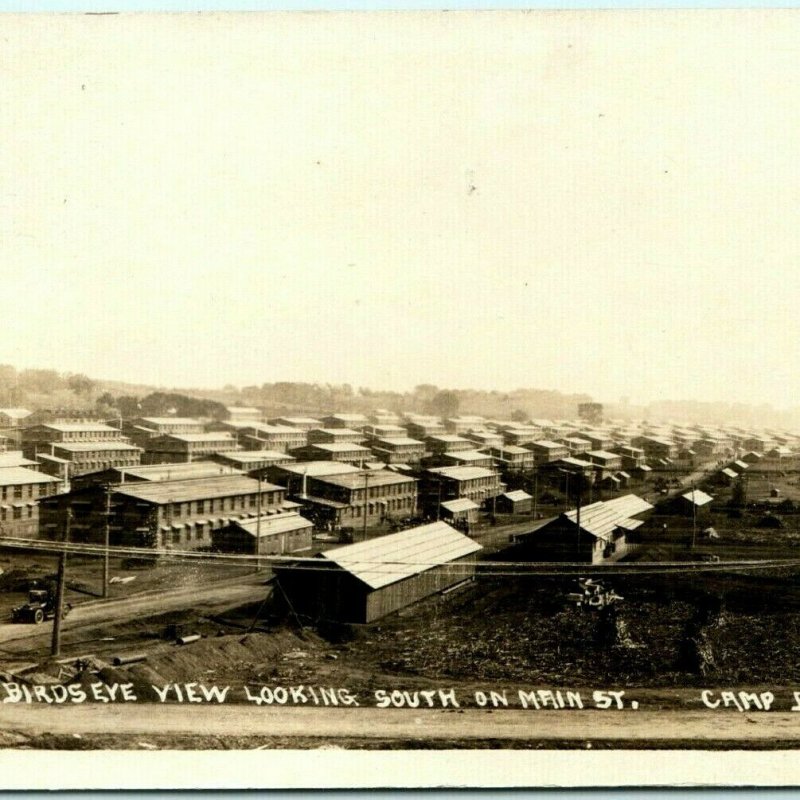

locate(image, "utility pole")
(576, 471), (582, 553)
(691, 483), (697, 550)
(532, 466), (538, 519)
(255, 474), (262, 571)
(102, 484), (111, 598)
(362, 469), (370, 542)
(51, 506), (71, 657)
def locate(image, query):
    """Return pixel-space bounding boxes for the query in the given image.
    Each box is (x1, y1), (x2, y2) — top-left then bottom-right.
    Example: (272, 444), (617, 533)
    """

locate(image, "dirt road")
(1, 704), (799, 746)
(0, 572), (268, 648)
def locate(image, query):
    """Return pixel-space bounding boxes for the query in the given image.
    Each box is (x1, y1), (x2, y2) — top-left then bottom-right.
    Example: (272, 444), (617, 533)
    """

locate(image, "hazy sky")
(4, 12), (800, 406)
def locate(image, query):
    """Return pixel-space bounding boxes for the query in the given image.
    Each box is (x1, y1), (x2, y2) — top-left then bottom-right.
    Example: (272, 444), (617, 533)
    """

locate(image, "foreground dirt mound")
(344, 572), (800, 687)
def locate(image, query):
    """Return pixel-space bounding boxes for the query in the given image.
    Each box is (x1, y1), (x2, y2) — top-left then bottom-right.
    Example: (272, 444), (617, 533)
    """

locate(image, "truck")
(11, 587), (71, 624)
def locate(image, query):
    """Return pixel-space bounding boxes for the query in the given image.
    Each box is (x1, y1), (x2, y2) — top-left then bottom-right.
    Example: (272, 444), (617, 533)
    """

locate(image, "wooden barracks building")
(274, 521), (482, 624)
(290, 469), (417, 530)
(39, 475), (291, 551)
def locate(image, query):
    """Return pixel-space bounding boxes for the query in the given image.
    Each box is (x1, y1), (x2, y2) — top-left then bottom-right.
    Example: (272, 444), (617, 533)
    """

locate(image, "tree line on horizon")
(0, 364), (796, 429)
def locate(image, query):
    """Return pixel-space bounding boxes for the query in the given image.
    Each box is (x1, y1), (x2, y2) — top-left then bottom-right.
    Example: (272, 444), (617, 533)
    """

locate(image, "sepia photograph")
(2, 8), (800, 787)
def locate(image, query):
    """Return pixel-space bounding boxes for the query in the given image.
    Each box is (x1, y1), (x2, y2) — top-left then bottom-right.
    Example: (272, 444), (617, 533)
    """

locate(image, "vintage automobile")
(11, 588), (71, 624)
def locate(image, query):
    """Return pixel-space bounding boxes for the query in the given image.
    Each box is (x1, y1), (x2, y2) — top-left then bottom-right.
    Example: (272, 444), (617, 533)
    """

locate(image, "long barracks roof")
(0, 467), (60, 486)
(492, 445), (532, 455)
(562, 494), (653, 542)
(320, 520), (482, 590)
(38, 423), (119, 433)
(113, 475), (283, 504)
(216, 451), (293, 464)
(114, 462), (242, 481)
(529, 440), (567, 449)
(586, 450), (621, 460)
(155, 433), (236, 443)
(275, 462), (362, 477)
(53, 442), (141, 452)
(556, 457), (594, 469)
(302, 443), (370, 453)
(445, 450), (494, 461)
(312, 469), (415, 489)
(137, 417), (202, 426)
(427, 466), (497, 480)
(373, 437), (424, 447)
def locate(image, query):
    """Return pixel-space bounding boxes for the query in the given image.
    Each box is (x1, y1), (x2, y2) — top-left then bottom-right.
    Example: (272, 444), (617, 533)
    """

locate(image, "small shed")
(212, 512), (314, 555)
(496, 489), (533, 515)
(440, 497), (479, 524)
(679, 488), (713, 516)
(273, 521), (482, 624)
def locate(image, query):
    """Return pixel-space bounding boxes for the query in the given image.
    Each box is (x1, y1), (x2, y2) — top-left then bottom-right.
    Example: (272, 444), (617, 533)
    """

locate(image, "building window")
(13, 507), (21, 520)
(172, 529), (182, 545)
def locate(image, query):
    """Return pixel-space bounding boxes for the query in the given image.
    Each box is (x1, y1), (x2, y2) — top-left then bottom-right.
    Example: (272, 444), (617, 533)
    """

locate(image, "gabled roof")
(53, 442), (141, 452)
(276, 461), (361, 477)
(114, 475), (282, 504)
(230, 512), (314, 537)
(312, 469), (415, 490)
(155, 433), (236, 443)
(563, 494), (653, 542)
(681, 489), (713, 507)
(374, 437), (424, 447)
(114, 462), (242, 481)
(530, 440), (567, 449)
(0, 408), (32, 419)
(503, 490), (532, 502)
(38, 422), (119, 433)
(302, 442), (370, 453)
(721, 468), (738, 478)
(321, 521), (482, 590)
(0, 467), (59, 486)
(445, 450), (493, 462)
(138, 417), (202, 426)
(217, 450), (293, 464)
(441, 498), (479, 513)
(427, 466), (496, 480)
(586, 450), (621, 460)
(273, 417), (321, 425)
(0, 452), (38, 468)
(492, 445), (532, 455)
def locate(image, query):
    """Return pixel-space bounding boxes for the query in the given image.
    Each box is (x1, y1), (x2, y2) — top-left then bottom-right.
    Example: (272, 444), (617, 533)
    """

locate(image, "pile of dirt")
(338, 572), (800, 687)
(15, 623), (332, 701)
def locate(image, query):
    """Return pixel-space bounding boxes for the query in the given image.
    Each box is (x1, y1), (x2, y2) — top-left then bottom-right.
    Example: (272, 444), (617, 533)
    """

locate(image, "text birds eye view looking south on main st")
(1, 384), (800, 751)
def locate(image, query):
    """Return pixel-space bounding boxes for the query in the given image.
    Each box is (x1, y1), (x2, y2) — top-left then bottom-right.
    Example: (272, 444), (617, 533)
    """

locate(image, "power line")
(3, 536), (800, 579)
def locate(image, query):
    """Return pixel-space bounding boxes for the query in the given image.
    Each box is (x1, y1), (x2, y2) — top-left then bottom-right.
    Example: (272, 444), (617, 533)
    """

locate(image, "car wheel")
(33, 609), (44, 624)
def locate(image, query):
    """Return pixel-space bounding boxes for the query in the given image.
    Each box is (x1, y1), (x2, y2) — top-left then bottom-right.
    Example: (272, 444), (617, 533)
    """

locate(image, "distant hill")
(2, 363), (800, 429)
